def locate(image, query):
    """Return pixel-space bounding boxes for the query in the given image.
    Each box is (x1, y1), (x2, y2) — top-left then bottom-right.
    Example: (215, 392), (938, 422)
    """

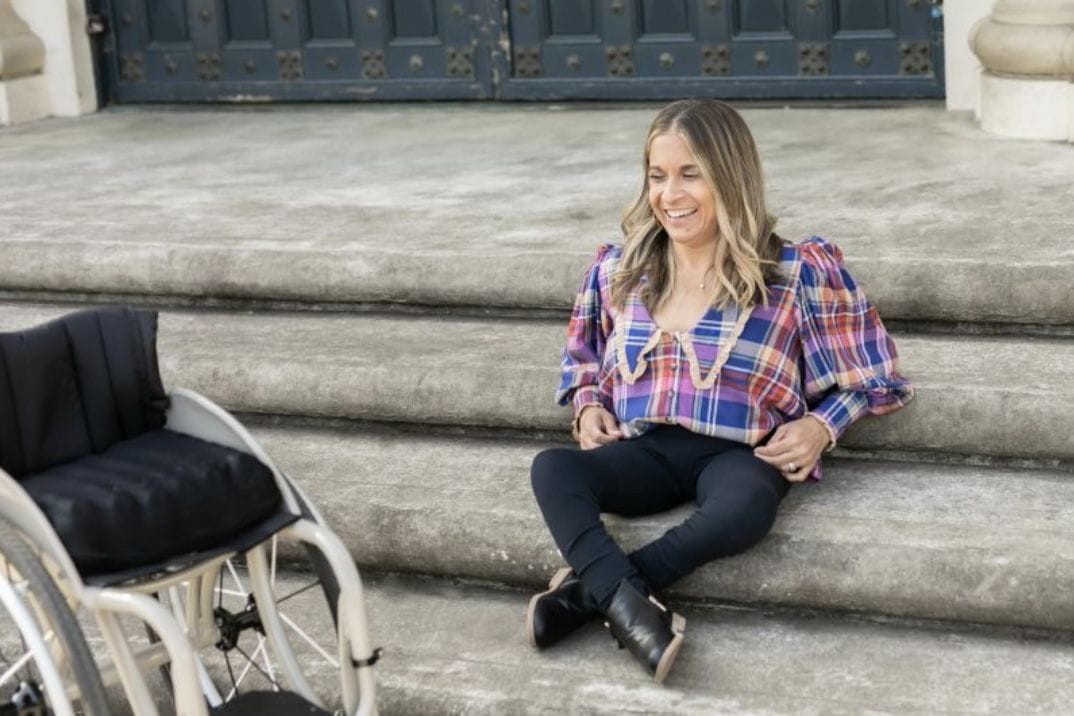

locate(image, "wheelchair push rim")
(0, 516), (110, 716)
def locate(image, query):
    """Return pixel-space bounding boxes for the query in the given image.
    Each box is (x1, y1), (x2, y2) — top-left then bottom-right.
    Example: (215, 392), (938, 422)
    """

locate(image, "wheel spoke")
(225, 561), (248, 597)
(231, 640), (281, 697)
(279, 613), (339, 667)
(0, 517), (117, 714)
(275, 580), (322, 606)
(0, 650), (34, 686)
(171, 538), (342, 708)
(224, 637), (266, 700)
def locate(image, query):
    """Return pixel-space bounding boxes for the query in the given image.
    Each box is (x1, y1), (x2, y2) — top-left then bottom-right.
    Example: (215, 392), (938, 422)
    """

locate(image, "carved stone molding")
(0, 0), (46, 80)
(992, 0), (1074, 25)
(969, 0), (1074, 141)
(970, 0), (1074, 77)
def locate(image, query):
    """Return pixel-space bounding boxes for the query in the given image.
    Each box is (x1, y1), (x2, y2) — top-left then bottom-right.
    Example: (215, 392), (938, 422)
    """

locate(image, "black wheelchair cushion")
(0, 307), (168, 479)
(22, 428), (282, 575)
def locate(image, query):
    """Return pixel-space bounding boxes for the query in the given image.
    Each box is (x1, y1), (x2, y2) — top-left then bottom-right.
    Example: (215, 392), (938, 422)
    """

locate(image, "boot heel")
(548, 567), (572, 590)
(603, 580), (686, 684)
(653, 630), (683, 686)
(527, 568), (600, 649)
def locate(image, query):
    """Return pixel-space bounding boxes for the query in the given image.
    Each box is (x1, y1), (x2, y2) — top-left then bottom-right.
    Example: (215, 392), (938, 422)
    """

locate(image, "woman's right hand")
(575, 406), (624, 450)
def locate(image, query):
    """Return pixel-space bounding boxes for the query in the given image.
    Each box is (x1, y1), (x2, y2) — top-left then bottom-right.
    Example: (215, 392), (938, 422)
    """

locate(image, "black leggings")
(530, 425), (790, 610)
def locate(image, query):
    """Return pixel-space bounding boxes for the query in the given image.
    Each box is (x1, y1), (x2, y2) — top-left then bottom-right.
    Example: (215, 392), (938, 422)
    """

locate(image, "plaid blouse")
(555, 236), (914, 481)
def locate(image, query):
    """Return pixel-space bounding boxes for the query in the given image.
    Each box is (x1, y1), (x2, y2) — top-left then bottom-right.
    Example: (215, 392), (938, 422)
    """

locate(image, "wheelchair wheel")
(157, 532), (347, 710)
(0, 517), (111, 716)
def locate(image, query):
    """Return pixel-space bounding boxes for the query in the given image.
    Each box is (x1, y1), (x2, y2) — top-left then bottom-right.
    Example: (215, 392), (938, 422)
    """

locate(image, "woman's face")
(647, 132), (720, 248)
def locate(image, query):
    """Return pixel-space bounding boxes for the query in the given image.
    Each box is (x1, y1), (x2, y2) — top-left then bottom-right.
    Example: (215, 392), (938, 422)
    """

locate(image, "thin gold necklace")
(692, 266), (716, 290)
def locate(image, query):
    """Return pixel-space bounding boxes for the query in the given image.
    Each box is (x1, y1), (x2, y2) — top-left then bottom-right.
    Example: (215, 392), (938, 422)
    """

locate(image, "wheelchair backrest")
(0, 307), (168, 479)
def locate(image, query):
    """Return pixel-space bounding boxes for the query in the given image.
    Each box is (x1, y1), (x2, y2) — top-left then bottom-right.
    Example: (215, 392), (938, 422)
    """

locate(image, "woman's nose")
(662, 178), (685, 201)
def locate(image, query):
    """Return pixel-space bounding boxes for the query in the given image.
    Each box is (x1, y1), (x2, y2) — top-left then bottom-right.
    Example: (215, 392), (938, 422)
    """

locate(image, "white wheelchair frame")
(0, 387), (379, 715)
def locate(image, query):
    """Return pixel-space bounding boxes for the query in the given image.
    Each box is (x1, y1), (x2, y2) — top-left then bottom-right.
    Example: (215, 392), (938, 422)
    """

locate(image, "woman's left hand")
(752, 416), (831, 483)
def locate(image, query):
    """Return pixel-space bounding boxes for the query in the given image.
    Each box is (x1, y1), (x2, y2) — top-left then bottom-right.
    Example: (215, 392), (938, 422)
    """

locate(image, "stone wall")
(0, 0), (96, 126)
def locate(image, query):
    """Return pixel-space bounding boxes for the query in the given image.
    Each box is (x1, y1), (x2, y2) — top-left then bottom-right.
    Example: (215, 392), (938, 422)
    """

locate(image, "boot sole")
(653, 612), (686, 685)
(526, 567), (573, 649)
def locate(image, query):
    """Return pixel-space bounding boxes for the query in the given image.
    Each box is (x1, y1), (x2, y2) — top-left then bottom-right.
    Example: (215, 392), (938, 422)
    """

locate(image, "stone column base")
(977, 71), (1074, 141)
(0, 73), (49, 125)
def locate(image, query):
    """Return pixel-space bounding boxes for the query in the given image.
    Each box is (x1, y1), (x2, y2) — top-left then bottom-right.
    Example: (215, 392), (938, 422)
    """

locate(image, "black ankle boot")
(602, 579), (686, 684)
(526, 568), (600, 649)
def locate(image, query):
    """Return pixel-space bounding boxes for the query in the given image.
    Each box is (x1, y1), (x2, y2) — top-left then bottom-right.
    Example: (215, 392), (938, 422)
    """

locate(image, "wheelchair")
(0, 307), (380, 715)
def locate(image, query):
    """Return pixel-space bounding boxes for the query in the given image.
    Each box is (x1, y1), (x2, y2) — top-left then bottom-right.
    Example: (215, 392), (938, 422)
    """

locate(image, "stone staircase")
(1, 104), (1073, 713)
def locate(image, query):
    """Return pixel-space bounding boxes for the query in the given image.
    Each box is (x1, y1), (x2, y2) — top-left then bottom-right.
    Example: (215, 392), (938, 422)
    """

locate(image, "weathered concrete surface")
(0, 302), (1070, 461)
(248, 424), (1074, 631)
(57, 571), (1074, 714)
(354, 573), (1074, 714)
(0, 106), (1071, 323)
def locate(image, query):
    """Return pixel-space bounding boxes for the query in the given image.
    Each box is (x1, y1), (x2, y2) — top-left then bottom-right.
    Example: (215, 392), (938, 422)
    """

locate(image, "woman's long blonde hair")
(612, 99), (785, 312)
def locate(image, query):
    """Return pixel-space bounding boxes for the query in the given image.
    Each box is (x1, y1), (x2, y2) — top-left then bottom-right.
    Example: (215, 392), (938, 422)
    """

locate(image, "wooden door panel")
(391, 0), (438, 37)
(836, 1), (890, 32)
(303, 0), (352, 39)
(735, 0), (789, 34)
(640, 0), (691, 35)
(103, 0), (496, 100)
(548, 0), (596, 35)
(99, 0), (943, 101)
(502, 0), (942, 97)
(146, 0), (191, 43)
(222, 0), (271, 42)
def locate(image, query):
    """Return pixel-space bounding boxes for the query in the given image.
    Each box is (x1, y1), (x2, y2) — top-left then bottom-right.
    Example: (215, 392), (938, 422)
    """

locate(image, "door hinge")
(86, 14), (109, 36)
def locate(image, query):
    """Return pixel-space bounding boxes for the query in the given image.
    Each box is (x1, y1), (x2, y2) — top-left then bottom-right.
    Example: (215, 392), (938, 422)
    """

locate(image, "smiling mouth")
(664, 208), (697, 220)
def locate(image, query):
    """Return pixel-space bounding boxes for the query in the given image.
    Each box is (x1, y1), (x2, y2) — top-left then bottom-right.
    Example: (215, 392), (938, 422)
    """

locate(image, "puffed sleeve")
(795, 237), (914, 448)
(554, 244), (617, 418)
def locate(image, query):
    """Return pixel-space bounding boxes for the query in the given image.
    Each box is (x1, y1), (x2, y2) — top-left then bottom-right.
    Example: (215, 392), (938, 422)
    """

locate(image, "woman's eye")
(648, 174), (664, 181)
(682, 173), (699, 179)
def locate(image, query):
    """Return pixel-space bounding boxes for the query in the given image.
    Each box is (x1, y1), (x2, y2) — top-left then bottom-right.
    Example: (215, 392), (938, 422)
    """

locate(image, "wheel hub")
(0, 680), (48, 716)
(214, 594), (264, 652)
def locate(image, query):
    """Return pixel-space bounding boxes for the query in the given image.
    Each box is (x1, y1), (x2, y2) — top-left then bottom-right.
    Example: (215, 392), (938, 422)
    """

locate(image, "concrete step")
(1, 303), (1071, 463)
(1, 107), (1072, 325)
(72, 571), (1074, 714)
(289, 571), (1074, 714)
(249, 423), (1074, 633)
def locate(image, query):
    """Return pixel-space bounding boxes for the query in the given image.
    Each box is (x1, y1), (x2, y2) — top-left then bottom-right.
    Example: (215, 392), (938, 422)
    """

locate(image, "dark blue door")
(98, 0), (498, 102)
(94, 0), (943, 102)
(499, 0), (944, 99)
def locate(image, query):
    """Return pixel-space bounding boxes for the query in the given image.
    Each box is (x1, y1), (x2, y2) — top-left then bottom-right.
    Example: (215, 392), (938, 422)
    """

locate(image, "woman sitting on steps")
(527, 98), (914, 684)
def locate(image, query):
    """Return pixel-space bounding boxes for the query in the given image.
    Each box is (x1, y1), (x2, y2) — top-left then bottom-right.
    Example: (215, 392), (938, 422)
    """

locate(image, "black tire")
(0, 516), (111, 715)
